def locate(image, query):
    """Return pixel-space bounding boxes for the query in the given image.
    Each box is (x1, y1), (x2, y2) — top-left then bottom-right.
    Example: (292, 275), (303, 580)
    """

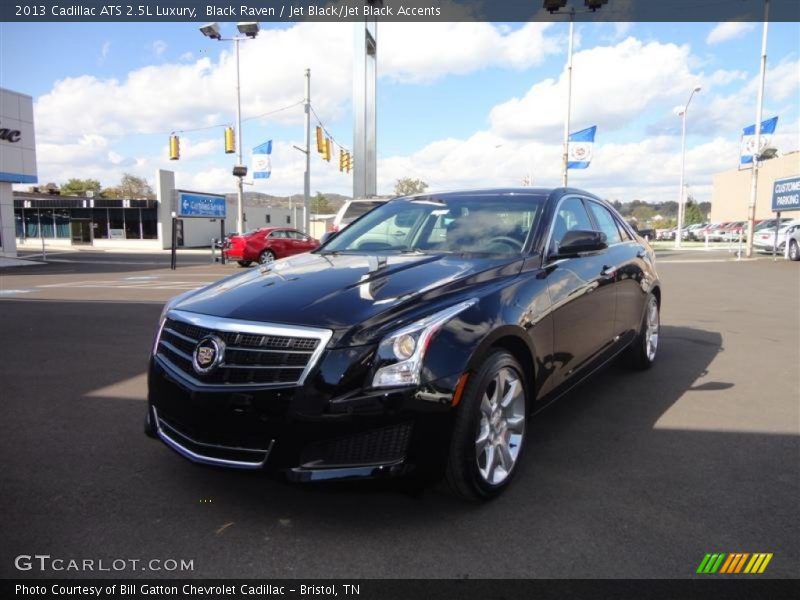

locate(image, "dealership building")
(710, 152), (800, 223)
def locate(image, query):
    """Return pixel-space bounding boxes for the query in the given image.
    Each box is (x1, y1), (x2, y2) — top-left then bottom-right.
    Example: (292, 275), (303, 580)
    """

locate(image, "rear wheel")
(259, 250), (276, 265)
(445, 350), (527, 501)
(237, 261), (252, 267)
(789, 240), (799, 261)
(626, 293), (660, 370)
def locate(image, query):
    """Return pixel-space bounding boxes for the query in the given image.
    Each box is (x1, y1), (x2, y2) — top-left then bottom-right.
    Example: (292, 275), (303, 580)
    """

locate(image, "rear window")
(342, 201), (385, 223)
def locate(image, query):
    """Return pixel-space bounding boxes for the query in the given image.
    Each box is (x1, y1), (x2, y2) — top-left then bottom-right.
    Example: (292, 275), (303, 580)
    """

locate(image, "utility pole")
(303, 68), (311, 235)
(234, 37), (245, 235)
(746, 0), (770, 258)
(675, 86), (701, 249)
(561, 8), (575, 187)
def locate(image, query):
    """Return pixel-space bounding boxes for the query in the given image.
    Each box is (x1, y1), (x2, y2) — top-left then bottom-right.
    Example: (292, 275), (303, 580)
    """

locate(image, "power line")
(309, 104), (351, 154)
(167, 99), (304, 135)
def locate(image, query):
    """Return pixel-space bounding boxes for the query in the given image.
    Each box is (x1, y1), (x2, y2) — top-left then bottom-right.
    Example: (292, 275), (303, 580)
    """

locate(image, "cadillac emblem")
(192, 335), (225, 374)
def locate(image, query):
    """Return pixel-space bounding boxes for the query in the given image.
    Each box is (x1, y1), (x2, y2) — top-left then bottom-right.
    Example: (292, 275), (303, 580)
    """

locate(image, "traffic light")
(585, 0), (608, 10)
(323, 137), (332, 162)
(316, 126), (324, 154)
(345, 151), (352, 173)
(169, 135), (180, 160)
(543, 0), (567, 13)
(339, 149), (346, 172)
(224, 127), (236, 154)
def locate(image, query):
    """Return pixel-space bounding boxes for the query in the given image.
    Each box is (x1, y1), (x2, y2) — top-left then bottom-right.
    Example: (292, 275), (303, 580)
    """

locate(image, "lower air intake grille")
(300, 423), (413, 468)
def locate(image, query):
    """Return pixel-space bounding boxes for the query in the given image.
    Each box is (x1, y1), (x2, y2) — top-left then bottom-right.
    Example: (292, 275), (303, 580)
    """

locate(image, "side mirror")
(553, 229), (607, 258)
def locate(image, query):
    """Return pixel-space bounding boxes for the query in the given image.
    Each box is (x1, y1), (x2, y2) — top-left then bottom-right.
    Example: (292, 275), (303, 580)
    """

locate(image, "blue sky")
(1, 19), (798, 202)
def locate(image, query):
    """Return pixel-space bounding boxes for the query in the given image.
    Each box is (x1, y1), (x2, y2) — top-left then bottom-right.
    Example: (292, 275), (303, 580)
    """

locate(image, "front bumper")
(147, 356), (457, 481)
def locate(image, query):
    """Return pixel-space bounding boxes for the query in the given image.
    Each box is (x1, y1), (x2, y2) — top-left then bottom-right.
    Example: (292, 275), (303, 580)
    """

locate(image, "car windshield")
(320, 194), (545, 255)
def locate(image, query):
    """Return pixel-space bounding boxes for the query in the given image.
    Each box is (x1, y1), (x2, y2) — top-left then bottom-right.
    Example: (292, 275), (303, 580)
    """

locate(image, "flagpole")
(745, 0), (769, 259)
(303, 68), (311, 235)
(561, 8), (574, 187)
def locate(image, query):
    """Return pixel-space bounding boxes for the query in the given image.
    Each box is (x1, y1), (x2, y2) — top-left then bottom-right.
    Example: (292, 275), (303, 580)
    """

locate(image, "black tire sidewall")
(790, 240), (799, 261)
(447, 350), (528, 500)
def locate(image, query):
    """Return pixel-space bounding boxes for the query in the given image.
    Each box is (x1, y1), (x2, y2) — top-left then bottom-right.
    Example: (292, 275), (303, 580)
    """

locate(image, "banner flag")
(740, 116), (778, 166)
(253, 140), (273, 179)
(567, 126), (597, 170)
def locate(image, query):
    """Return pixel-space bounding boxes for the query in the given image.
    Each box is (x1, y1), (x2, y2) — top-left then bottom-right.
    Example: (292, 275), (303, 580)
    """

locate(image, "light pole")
(674, 86), (701, 249)
(745, 0), (770, 258)
(561, 8), (575, 187)
(200, 21), (260, 235)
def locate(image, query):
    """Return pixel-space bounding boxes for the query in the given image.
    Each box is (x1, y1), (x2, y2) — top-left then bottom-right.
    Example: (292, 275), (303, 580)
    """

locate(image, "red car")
(223, 227), (319, 267)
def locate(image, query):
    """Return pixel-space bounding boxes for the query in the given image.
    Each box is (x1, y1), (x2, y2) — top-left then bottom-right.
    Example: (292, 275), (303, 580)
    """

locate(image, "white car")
(752, 219), (800, 256)
(332, 198), (388, 232)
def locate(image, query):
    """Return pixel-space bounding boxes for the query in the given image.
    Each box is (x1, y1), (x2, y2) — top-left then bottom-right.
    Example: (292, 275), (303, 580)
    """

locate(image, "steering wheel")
(487, 236), (523, 252)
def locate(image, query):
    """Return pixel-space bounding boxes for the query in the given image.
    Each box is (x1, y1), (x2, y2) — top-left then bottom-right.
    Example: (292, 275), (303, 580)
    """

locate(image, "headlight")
(372, 299), (477, 388)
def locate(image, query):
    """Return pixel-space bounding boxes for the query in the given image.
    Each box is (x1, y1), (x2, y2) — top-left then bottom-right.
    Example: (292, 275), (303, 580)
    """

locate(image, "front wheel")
(626, 292), (660, 370)
(789, 240), (799, 261)
(445, 350), (528, 501)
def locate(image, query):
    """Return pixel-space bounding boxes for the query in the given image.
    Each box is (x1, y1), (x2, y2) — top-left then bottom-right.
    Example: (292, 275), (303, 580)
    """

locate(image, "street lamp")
(200, 21), (260, 235)
(674, 85), (701, 249)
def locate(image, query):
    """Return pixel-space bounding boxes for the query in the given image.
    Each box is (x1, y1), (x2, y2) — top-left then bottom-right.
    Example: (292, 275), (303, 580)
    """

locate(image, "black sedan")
(146, 188), (661, 500)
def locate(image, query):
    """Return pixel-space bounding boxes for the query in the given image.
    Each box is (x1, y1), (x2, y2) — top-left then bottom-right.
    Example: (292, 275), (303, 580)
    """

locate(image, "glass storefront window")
(55, 209), (70, 238)
(124, 208), (142, 239)
(142, 208), (158, 239)
(24, 209), (39, 237)
(15, 210), (24, 238)
(93, 208), (109, 239)
(108, 209), (125, 238)
(39, 209), (55, 238)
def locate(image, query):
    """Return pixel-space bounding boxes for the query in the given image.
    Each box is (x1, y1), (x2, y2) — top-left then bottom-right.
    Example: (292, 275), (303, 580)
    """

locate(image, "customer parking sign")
(771, 175), (800, 212)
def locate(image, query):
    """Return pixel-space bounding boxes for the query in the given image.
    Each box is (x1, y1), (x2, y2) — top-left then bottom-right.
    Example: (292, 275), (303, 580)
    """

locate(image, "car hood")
(174, 252), (522, 344)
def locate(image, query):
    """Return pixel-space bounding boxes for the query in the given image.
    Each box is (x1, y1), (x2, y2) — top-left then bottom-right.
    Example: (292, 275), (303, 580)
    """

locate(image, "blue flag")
(252, 140), (272, 179)
(740, 116), (778, 166)
(567, 126), (597, 170)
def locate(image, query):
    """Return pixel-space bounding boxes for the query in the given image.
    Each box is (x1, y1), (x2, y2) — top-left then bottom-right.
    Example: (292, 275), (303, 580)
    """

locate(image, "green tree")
(394, 177), (428, 196)
(102, 173), (154, 199)
(60, 178), (101, 196)
(683, 199), (704, 225)
(310, 192), (331, 214)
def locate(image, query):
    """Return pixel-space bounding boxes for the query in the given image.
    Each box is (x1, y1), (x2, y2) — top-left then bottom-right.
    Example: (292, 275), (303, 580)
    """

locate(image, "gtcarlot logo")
(14, 554), (194, 572)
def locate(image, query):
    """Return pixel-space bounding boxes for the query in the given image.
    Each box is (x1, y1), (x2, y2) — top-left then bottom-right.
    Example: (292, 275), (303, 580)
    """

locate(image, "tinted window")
(551, 197), (593, 253)
(323, 195), (544, 255)
(587, 202), (622, 245)
(269, 230), (288, 238)
(287, 230), (308, 240)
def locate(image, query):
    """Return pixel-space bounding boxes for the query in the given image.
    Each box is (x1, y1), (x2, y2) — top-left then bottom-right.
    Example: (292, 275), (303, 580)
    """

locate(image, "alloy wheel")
(259, 251), (275, 265)
(645, 296), (660, 361)
(475, 366), (525, 485)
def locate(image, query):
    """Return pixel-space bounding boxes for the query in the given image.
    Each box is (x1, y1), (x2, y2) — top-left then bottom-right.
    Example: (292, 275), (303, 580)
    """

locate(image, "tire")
(445, 350), (528, 502)
(258, 250), (276, 265)
(237, 261), (252, 267)
(789, 240), (800, 261)
(626, 292), (660, 370)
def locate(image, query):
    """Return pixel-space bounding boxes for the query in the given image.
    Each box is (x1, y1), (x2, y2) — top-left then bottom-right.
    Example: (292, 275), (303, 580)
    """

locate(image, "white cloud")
(380, 22), (561, 83)
(706, 22), (756, 45)
(489, 38), (697, 139)
(152, 40), (167, 57)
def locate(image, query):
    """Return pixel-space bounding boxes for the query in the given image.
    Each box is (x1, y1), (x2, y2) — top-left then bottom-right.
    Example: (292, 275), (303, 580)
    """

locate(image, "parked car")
(753, 219), (800, 255)
(629, 223), (656, 241)
(657, 227), (676, 241)
(707, 222), (732, 242)
(146, 187), (661, 500)
(222, 227), (319, 266)
(331, 198), (388, 232)
(683, 223), (706, 241)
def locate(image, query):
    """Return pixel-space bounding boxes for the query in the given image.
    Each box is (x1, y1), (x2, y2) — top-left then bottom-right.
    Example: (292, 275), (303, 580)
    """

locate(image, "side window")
(617, 220), (633, 241)
(269, 230), (287, 239)
(551, 197), (593, 253)
(587, 202), (622, 245)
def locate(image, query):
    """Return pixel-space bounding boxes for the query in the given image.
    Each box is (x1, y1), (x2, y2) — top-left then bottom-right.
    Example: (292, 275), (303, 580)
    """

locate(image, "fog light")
(393, 334), (417, 360)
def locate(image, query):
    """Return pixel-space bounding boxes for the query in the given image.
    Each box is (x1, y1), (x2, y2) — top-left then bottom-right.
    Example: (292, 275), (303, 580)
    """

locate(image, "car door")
(545, 196), (617, 389)
(285, 230), (316, 255)
(266, 230), (290, 258)
(586, 200), (647, 344)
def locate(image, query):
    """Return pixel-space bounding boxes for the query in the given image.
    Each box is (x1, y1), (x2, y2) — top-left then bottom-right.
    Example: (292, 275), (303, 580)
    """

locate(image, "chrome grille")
(155, 310), (332, 388)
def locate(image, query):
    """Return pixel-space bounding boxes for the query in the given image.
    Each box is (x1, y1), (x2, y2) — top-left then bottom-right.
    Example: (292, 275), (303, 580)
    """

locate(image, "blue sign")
(772, 175), (800, 212)
(177, 191), (226, 218)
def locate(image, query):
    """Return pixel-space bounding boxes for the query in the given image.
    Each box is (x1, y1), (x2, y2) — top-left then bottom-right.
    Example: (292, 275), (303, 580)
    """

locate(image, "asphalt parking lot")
(0, 249), (797, 578)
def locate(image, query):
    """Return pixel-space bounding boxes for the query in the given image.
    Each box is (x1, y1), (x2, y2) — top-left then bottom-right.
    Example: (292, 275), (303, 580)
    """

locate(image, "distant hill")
(225, 192), (351, 212)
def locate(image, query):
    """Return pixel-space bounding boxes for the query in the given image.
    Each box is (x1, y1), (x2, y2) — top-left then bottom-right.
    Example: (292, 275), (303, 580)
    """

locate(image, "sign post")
(173, 190), (228, 270)
(770, 175), (800, 261)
